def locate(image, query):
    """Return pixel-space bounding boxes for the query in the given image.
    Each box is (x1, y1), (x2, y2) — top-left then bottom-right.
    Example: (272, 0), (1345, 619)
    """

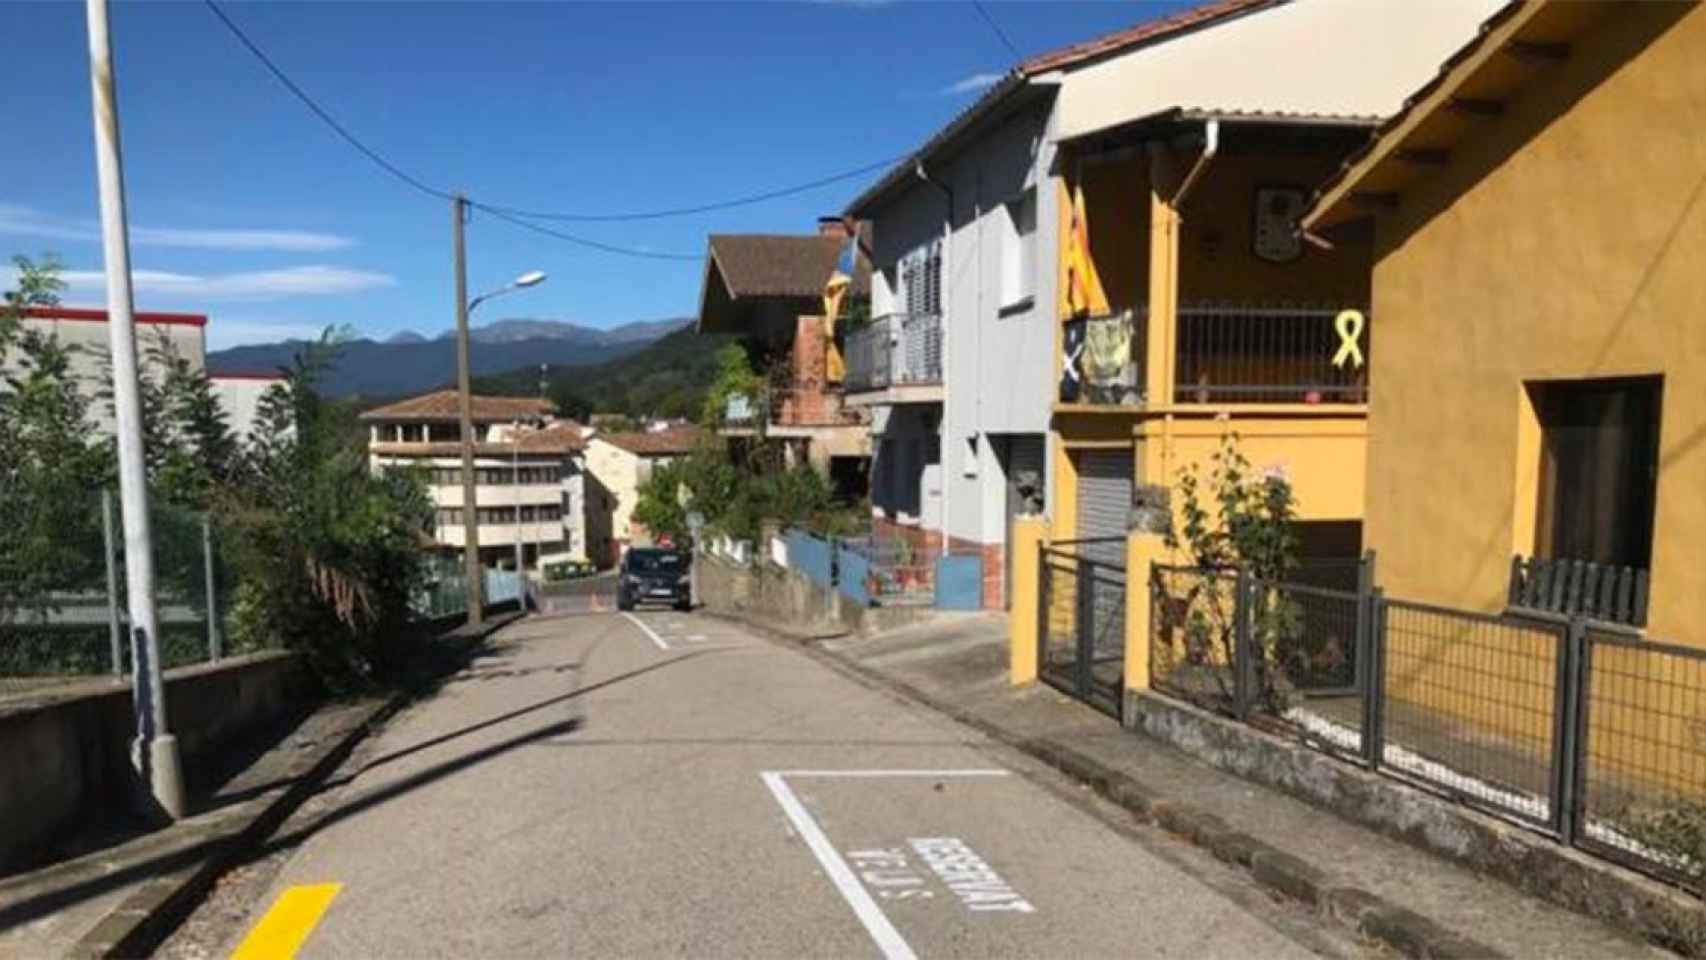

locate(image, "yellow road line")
(230, 883), (342, 960)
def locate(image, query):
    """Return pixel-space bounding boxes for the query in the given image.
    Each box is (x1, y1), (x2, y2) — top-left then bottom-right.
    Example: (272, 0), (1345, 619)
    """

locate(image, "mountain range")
(209, 317), (691, 398)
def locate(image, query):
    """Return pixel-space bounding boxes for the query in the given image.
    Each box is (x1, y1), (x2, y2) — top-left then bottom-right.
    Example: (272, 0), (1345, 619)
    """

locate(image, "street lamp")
(469, 270), (548, 315)
(449, 194), (546, 628)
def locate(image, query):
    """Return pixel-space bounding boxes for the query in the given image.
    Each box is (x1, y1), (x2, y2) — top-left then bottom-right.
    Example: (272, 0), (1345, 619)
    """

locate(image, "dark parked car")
(617, 548), (691, 611)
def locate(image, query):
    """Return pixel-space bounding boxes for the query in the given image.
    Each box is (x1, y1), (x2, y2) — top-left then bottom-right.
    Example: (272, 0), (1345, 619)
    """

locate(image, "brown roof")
(1019, 0), (1277, 73)
(846, 0), (1278, 215)
(360, 389), (554, 423)
(595, 425), (704, 456)
(704, 234), (871, 300)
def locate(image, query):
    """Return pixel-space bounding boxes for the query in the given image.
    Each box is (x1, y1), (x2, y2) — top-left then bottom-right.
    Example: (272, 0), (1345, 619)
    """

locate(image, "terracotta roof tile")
(1020, 0), (1278, 73)
(596, 425), (704, 456)
(360, 389), (554, 422)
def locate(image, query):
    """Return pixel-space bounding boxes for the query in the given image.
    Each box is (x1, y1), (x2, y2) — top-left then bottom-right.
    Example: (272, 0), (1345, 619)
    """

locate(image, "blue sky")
(0, 1), (1184, 351)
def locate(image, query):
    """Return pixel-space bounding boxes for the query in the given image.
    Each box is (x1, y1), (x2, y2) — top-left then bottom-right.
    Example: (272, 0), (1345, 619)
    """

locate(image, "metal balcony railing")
(845, 316), (893, 392)
(1173, 303), (1370, 404)
(845, 313), (942, 393)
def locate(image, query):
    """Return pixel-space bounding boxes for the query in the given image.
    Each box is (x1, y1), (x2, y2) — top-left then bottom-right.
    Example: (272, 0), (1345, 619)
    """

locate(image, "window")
(1530, 376), (1662, 570)
(899, 240), (943, 317)
(1000, 189), (1035, 311)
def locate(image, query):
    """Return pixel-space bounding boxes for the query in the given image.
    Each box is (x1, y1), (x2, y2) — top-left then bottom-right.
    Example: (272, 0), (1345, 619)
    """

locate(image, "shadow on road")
(0, 643), (716, 937)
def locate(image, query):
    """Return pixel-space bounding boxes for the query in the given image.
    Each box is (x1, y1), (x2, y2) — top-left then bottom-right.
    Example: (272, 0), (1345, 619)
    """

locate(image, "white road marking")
(761, 772), (917, 960)
(621, 612), (670, 651)
(779, 769), (1010, 779)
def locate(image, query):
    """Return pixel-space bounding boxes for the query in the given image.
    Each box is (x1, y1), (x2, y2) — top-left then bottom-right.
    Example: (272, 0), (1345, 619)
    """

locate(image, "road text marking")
(760, 769), (1012, 959)
(621, 612), (670, 651)
(911, 837), (1034, 912)
(761, 772), (917, 960)
(229, 883), (342, 960)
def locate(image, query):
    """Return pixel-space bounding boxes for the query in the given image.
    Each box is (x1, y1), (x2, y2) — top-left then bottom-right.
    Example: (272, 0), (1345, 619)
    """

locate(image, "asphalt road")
(216, 611), (1371, 959)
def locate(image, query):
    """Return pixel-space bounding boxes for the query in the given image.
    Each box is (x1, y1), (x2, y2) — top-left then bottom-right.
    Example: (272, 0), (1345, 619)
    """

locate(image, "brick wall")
(868, 516), (1006, 609)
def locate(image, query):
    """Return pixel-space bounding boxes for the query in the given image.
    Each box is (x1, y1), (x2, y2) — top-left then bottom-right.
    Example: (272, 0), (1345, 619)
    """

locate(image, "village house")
(1304, 0), (1703, 638)
(696, 220), (871, 497)
(582, 424), (703, 564)
(843, 0), (1497, 617)
(361, 389), (594, 571)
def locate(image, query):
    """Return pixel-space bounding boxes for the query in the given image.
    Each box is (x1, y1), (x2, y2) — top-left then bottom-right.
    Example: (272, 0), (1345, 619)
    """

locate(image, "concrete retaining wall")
(0, 652), (311, 872)
(694, 554), (935, 639)
(1125, 689), (1706, 953)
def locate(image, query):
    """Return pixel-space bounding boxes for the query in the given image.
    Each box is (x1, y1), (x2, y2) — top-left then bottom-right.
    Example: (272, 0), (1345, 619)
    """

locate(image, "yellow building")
(1043, 0), (1499, 568)
(1304, 0), (1705, 643)
(1303, 0), (1706, 812)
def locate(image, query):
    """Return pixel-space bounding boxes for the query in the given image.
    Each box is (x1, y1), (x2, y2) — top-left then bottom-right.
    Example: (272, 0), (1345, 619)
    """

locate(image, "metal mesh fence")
(1139, 556), (1705, 896)
(1038, 543), (1124, 719)
(1, 490), (250, 700)
(1577, 632), (1706, 892)
(1149, 566), (1241, 713)
(1376, 601), (1561, 828)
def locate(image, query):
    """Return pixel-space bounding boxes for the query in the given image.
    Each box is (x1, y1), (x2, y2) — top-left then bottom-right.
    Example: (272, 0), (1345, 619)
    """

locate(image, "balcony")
(1174, 304), (1369, 405)
(1060, 303), (1370, 408)
(845, 313), (943, 402)
(722, 386), (867, 433)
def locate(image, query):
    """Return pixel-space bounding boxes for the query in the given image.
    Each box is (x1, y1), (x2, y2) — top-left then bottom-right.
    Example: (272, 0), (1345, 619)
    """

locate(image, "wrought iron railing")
(1173, 303), (1370, 404)
(1509, 554), (1650, 628)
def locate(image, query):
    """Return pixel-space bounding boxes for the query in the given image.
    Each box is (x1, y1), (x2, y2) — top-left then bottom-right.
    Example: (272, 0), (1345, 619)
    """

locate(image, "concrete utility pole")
(85, 0), (184, 820)
(453, 194), (485, 625)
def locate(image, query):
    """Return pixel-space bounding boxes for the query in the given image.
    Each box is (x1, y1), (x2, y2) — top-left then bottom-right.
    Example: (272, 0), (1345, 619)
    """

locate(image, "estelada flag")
(1065, 184), (1109, 318)
(822, 232), (858, 383)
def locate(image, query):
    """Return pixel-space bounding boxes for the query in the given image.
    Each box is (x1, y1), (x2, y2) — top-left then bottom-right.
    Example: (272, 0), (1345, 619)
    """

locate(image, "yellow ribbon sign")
(1332, 309), (1365, 369)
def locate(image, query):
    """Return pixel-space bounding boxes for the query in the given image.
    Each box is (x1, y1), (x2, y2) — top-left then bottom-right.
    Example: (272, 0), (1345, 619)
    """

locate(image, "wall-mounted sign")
(1253, 186), (1306, 263)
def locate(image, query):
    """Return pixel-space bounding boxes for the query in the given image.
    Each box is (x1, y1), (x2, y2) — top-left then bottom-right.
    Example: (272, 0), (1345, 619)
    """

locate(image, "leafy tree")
(1163, 434), (1305, 713)
(700, 342), (764, 429)
(221, 329), (433, 688)
(0, 255), (111, 622)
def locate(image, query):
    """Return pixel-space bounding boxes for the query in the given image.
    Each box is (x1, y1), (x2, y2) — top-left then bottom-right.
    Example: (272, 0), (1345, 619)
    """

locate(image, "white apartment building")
(362, 389), (594, 570)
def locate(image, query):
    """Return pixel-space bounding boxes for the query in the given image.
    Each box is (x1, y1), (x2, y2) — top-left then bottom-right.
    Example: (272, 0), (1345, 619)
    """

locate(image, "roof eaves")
(844, 70), (1029, 216)
(844, 0), (1286, 218)
(1301, 0), (1533, 232)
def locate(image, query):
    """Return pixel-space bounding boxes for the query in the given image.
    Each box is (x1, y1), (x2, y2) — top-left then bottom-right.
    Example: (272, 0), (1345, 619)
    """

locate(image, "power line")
(202, 0), (454, 203)
(204, 0), (905, 259)
(473, 204), (703, 261)
(484, 153), (909, 222)
(971, 0), (1022, 61)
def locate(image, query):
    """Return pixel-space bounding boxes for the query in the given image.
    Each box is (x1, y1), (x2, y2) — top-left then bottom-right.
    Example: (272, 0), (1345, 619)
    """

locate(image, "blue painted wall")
(934, 554), (983, 610)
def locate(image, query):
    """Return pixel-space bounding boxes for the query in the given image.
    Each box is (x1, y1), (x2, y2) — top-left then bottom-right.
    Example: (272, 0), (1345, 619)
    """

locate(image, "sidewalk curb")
(69, 613), (523, 958)
(741, 618), (1509, 960)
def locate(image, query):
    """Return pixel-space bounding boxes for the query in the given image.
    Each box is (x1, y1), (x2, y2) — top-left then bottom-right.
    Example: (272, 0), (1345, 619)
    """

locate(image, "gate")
(1038, 539), (1127, 719)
